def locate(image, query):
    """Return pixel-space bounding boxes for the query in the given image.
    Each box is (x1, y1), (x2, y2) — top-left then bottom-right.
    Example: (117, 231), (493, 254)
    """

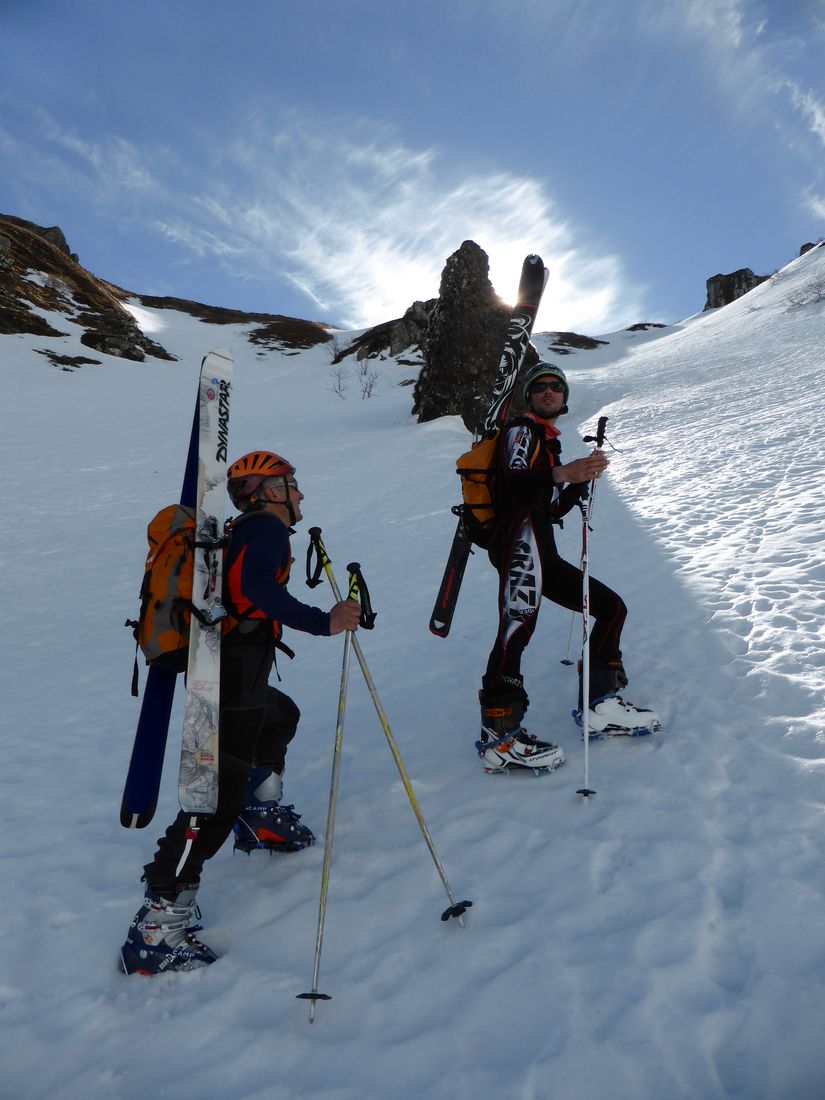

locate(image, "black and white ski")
(429, 254), (549, 637)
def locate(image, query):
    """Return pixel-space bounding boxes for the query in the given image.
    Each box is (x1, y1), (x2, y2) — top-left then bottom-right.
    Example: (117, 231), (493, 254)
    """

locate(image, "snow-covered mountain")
(1, 242), (824, 1100)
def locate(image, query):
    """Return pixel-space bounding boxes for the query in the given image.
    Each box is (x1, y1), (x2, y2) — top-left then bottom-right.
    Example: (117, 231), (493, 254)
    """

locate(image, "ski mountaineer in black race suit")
(477, 362), (660, 773)
(120, 451), (361, 976)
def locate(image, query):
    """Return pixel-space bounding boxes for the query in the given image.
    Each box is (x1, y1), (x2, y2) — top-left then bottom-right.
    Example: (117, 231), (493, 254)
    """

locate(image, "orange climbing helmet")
(227, 450), (295, 510)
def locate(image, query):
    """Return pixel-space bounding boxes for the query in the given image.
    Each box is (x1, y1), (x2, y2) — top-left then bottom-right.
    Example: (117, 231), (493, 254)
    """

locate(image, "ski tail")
(429, 254), (548, 638)
(429, 511), (472, 637)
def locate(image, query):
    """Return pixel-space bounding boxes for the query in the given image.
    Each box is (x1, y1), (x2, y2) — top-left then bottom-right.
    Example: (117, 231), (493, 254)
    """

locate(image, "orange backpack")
(455, 434), (502, 550)
(134, 503), (202, 672)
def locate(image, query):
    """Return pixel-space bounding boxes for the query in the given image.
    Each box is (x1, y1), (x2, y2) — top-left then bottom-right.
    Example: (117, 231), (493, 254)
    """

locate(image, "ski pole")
(560, 611), (576, 666)
(576, 415), (608, 801)
(306, 528), (472, 925)
(297, 564), (361, 1022)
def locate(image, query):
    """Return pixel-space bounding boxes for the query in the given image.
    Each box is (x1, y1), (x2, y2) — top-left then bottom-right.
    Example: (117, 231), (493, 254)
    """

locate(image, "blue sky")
(2, 0), (824, 332)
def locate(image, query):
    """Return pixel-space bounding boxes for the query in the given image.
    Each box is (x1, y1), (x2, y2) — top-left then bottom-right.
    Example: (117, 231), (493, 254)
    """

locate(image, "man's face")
(265, 477), (304, 523)
(282, 478), (304, 523)
(527, 376), (566, 419)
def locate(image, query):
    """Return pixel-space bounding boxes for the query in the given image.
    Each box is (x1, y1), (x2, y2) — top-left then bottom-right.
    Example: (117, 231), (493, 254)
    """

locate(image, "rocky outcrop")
(331, 298), (435, 364)
(412, 240), (536, 433)
(135, 294), (332, 351)
(0, 214), (174, 360)
(0, 215), (78, 261)
(546, 331), (609, 353)
(704, 267), (769, 310)
(0, 214), (334, 363)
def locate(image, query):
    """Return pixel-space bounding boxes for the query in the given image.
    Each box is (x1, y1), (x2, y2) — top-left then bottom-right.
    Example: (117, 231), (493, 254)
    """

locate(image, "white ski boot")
(477, 688), (565, 774)
(575, 659), (661, 738)
(576, 693), (662, 737)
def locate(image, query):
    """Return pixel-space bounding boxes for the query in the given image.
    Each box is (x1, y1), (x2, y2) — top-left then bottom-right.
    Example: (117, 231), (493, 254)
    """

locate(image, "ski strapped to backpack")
(126, 508), (263, 694)
(429, 254), (549, 635)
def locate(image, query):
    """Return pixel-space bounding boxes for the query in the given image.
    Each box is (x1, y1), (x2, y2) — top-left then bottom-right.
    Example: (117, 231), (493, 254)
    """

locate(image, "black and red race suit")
(482, 413), (626, 698)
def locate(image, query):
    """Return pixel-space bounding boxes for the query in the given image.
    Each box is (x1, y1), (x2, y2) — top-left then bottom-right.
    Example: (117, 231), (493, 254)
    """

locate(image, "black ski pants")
(483, 510), (626, 696)
(143, 635), (300, 894)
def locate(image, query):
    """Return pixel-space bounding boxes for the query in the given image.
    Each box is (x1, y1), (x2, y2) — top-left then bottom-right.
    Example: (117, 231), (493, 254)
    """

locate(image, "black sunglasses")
(530, 380), (565, 394)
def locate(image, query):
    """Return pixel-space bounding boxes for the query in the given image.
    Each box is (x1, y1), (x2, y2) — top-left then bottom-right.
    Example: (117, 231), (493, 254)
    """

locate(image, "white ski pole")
(577, 415), (608, 801)
(297, 567), (358, 1022)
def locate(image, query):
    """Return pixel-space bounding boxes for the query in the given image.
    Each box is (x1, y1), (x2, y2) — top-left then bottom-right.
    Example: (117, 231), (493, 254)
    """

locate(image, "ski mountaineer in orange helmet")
(121, 451), (361, 976)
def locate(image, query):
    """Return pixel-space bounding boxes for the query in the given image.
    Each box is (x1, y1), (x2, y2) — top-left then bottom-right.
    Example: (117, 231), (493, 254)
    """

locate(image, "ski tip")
(204, 347), (233, 362)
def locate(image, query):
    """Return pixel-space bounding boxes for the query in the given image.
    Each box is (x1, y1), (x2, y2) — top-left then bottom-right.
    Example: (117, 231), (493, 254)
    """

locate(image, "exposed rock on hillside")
(0, 214), (175, 361)
(546, 330), (609, 353)
(135, 294), (333, 352)
(331, 299), (435, 364)
(704, 267), (769, 310)
(0, 214), (334, 367)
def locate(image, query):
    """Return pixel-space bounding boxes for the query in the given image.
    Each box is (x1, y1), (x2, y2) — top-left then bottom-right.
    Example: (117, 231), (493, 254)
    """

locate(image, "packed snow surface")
(1, 246), (824, 1099)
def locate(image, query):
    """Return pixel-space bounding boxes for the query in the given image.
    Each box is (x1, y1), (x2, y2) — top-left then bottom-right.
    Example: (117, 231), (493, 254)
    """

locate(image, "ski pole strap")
(346, 562), (376, 629)
(125, 618), (140, 697)
(305, 526), (329, 589)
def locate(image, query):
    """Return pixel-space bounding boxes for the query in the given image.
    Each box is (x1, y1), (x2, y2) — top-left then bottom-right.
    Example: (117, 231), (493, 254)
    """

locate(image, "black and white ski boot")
(232, 766), (315, 854)
(120, 883), (217, 976)
(476, 687), (565, 774)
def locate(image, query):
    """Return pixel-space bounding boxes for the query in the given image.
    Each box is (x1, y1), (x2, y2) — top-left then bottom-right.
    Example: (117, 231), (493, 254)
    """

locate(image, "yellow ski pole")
(306, 527), (472, 925)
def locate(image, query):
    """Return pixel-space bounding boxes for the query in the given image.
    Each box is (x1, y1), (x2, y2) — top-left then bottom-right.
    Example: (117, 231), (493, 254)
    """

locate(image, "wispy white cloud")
(803, 190), (825, 222)
(786, 84), (825, 148)
(3, 99), (643, 331)
(0, 98), (162, 207)
(637, 1), (825, 224)
(150, 120), (644, 332)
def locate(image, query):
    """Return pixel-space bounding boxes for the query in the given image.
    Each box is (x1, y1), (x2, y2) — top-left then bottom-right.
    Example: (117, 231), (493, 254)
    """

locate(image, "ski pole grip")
(583, 416), (609, 448)
(306, 527), (326, 589)
(347, 562), (377, 629)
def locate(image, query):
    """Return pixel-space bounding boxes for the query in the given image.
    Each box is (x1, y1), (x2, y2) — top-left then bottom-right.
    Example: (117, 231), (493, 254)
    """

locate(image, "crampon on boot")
(120, 883), (217, 976)
(476, 686), (565, 774)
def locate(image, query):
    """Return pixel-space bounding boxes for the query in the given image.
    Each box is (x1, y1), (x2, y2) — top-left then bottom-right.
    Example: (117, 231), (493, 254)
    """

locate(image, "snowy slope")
(1, 246), (824, 1100)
